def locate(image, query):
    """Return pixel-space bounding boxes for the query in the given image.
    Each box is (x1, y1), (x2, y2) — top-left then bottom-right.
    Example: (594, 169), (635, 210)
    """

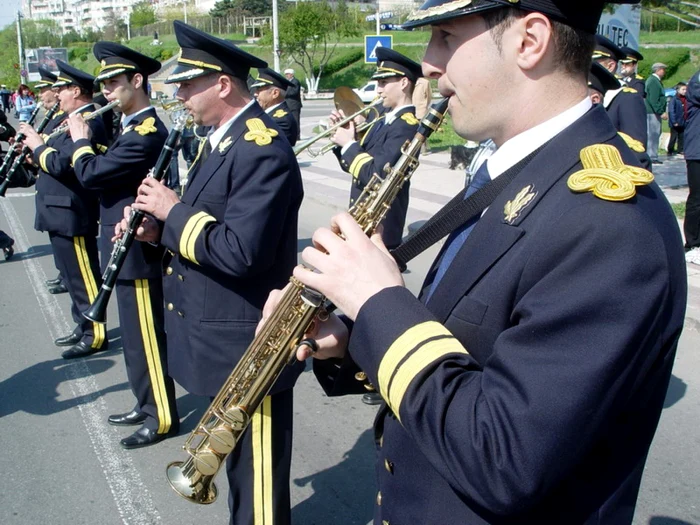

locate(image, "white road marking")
(0, 198), (162, 525)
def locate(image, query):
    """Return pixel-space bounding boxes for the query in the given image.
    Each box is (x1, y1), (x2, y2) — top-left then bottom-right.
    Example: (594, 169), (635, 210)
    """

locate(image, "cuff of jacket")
(341, 142), (373, 180)
(34, 144), (56, 174)
(161, 202), (215, 266)
(71, 138), (95, 165)
(350, 286), (469, 422)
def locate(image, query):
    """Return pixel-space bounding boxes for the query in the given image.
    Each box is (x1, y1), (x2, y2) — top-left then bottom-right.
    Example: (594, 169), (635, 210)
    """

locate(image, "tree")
(103, 10), (128, 41)
(130, 1), (157, 30)
(276, 0), (360, 94)
(641, 0), (700, 28)
(210, 0), (237, 18)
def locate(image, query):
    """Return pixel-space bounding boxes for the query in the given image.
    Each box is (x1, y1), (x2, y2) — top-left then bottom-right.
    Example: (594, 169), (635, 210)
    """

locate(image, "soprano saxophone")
(166, 98), (450, 504)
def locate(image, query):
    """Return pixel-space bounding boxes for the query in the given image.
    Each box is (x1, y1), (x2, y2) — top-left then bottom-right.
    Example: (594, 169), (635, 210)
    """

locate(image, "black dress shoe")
(120, 425), (178, 450)
(109, 410), (147, 426)
(48, 283), (69, 294)
(54, 332), (82, 346)
(45, 276), (62, 286)
(362, 392), (384, 406)
(3, 241), (14, 260)
(61, 341), (107, 359)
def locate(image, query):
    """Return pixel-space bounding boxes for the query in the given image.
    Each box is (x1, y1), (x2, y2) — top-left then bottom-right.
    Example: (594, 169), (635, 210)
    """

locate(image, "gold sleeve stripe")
(252, 396), (274, 524)
(387, 338), (469, 422)
(135, 279), (172, 434)
(349, 153), (373, 179)
(39, 147), (58, 173)
(179, 211), (216, 265)
(72, 146), (95, 164)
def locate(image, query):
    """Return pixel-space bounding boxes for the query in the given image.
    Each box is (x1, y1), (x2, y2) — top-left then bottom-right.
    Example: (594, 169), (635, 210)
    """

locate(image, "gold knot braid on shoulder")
(243, 118), (278, 146)
(568, 144), (654, 202)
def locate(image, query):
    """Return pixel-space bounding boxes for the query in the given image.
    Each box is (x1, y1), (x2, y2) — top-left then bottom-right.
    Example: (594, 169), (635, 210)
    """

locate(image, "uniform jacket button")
(166, 267), (173, 275)
(382, 520), (390, 525)
(178, 274), (184, 281)
(384, 458), (394, 474)
(167, 303), (174, 311)
(376, 491), (382, 506)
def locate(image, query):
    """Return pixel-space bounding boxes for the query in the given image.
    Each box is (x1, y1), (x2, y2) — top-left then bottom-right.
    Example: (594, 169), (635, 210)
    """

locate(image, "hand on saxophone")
(258, 284), (350, 362)
(113, 205), (161, 243)
(294, 212), (404, 321)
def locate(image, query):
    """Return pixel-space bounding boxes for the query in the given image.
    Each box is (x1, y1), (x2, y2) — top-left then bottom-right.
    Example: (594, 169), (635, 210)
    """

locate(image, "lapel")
(426, 105), (618, 323)
(183, 102), (265, 205)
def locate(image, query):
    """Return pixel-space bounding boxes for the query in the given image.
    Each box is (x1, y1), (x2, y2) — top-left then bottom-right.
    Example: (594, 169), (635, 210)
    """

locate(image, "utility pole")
(16, 10), (26, 85)
(272, 0), (280, 71)
(376, 0), (380, 35)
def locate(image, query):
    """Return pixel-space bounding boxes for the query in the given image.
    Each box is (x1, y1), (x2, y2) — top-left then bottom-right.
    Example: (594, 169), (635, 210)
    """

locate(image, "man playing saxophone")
(21, 60), (109, 360)
(120, 21), (303, 524)
(67, 42), (179, 449)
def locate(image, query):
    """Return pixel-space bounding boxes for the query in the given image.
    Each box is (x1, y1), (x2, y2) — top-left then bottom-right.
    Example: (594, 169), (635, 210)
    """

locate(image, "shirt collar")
(384, 104), (414, 125)
(265, 102), (284, 114)
(486, 98), (592, 179)
(121, 106), (154, 128)
(208, 99), (256, 150)
(70, 102), (93, 116)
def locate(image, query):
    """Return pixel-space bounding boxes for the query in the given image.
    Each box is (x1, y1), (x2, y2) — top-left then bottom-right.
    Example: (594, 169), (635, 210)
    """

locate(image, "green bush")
(159, 49), (174, 61)
(641, 11), (696, 32)
(638, 47), (691, 79)
(69, 46), (90, 62)
(313, 48), (364, 77)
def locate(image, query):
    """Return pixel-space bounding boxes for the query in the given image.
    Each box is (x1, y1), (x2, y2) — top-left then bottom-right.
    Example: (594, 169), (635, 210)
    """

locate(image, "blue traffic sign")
(364, 35), (393, 64)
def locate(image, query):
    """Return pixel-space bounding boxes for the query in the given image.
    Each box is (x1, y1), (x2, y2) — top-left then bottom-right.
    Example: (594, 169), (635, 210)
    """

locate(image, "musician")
(123, 21), (303, 523)
(251, 67), (299, 146)
(620, 47), (646, 96)
(66, 42), (179, 449)
(21, 60), (109, 359)
(330, 47), (422, 251)
(265, 1), (687, 523)
(593, 35), (650, 168)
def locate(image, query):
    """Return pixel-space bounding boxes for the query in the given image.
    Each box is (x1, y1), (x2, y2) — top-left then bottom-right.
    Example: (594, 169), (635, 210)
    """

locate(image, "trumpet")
(45, 100), (120, 140)
(294, 87), (383, 157)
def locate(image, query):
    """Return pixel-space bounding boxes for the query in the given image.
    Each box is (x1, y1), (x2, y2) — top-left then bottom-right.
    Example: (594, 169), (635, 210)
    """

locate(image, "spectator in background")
(645, 62), (668, 164)
(684, 70), (700, 265)
(0, 85), (11, 113)
(668, 82), (687, 156)
(15, 84), (36, 122)
(413, 77), (432, 154)
(284, 68), (303, 140)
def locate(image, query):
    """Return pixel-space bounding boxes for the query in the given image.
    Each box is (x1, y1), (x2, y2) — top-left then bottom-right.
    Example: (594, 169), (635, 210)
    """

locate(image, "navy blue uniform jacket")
(685, 70), (700, 161)
(606, 87), (650, 169)
(269, 101), (298, 146)
(71, 107), (168, 280)
(336, 106), (418, 249)
(314, 105), (687, 524)
(33, 104), (107, 237)
(159, 102), (304, 398)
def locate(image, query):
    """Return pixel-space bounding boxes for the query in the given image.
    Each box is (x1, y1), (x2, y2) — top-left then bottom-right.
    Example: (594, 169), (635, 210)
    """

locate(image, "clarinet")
(83, 106), (191, 324)
(0, 102), (60, 197)
(0, 103), (44, 182)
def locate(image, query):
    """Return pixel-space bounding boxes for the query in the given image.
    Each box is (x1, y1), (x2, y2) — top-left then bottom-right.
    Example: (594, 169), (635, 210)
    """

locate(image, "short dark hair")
(125, 71), (149, 94)
(481, 7), (594, 78)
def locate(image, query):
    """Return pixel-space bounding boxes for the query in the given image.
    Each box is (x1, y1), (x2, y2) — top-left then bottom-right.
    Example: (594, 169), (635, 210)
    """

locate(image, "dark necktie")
(426, 162), (492, 302)
(186, 139), (212, 190)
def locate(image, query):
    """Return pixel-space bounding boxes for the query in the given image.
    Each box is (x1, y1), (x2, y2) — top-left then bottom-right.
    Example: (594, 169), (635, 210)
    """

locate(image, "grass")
(427, 113), (463, 151)
(672, 202), (686, 219)
(639, 30), (700, 46)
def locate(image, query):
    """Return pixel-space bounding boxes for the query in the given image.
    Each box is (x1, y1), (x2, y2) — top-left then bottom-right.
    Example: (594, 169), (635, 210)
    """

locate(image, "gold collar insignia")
(568, 144), (654, 202)
(272, 109), (288, 118)
(401, 113), (419, 126)
(218, 136), (233, 154)
(135, 117), (157, 136)
(244, 118), (278, 146)
(504, 185), (537, 224)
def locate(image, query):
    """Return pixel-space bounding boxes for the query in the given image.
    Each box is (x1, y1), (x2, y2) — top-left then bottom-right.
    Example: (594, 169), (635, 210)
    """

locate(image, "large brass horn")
(293, 87), (382, 157)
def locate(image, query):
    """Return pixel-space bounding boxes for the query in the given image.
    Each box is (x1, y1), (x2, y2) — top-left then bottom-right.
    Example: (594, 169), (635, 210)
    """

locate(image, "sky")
(0, 0), (21, 31)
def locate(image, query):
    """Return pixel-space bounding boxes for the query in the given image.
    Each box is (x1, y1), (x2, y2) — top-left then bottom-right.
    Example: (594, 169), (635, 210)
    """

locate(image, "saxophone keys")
(223, 406), (249, 432)
(193, 450), (220, 476)
(208, 426), (236, 455)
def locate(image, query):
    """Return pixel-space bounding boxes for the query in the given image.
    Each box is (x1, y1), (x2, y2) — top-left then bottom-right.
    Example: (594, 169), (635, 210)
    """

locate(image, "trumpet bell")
(334, 86), (365, 116)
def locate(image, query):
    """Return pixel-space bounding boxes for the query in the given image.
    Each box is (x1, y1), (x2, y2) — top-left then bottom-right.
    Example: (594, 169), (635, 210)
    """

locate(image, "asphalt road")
(0, 102), (698, 524)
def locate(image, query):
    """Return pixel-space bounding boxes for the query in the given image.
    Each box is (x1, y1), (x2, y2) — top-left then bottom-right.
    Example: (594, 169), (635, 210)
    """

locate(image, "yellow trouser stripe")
(252, 396), (274, 525)
(387, 338), (469, 422)
(179, 211), (215, 265)
(72, 145), (95, 164)
(73, 237), (105, 348)
(134, 279), (171, 434)
(349, 153), (373, 179)
(39, 147), (57, 173)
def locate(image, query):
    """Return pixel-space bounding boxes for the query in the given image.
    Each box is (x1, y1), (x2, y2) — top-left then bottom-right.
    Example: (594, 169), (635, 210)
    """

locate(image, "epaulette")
(622, 87), (638, 94)
(400, 113), (419, 125)
(134, 117), (157, 136)
(243, 118), (278, 146)
(618, 132), (645, 153)
(272, 108), (288, 118)
(636, 74), (644, 80)
(568, 144), (653, 202)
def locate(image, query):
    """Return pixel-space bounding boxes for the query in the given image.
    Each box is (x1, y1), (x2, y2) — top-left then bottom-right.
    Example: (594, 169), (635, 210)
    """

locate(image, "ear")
(131, 73), (144, 90)
(514, 12), (554, 71)
(218, 74), (233, 98)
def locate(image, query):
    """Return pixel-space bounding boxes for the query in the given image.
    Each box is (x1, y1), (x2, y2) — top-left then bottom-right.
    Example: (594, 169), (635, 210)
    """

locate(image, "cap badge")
(504, 185), (537, 224)
(272, 109), (288, 118)
(401, 113), (419, 126)
(244, 118), (278, 146)
(218, 136), (233, 154)
(135, 117), (157, 136)
(568, 145), (654, 202)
